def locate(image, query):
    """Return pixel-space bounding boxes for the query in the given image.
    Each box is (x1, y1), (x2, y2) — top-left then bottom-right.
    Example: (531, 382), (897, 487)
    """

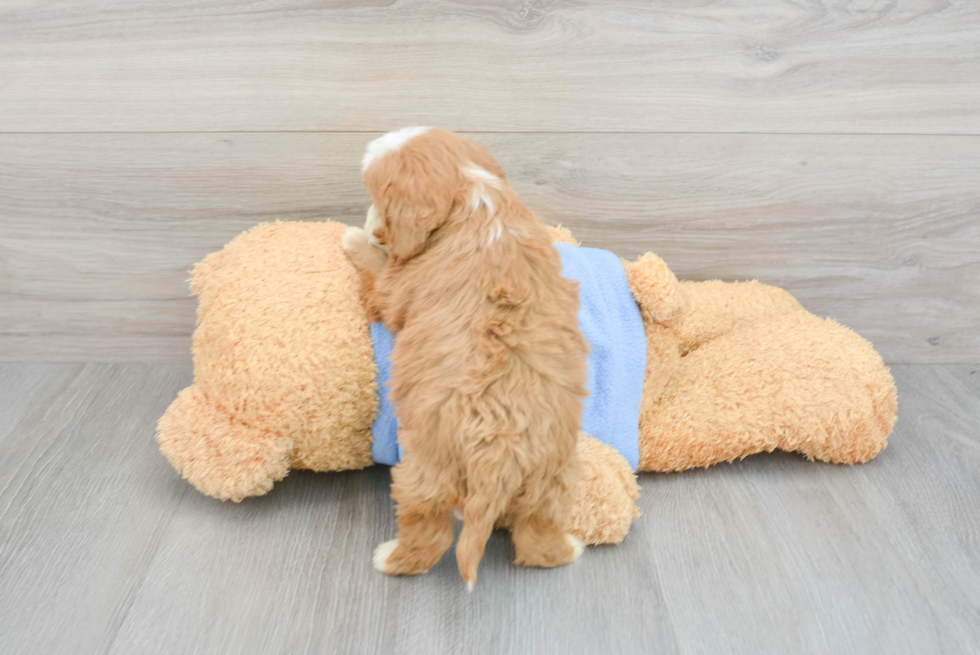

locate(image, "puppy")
(343, 128), (588, 590)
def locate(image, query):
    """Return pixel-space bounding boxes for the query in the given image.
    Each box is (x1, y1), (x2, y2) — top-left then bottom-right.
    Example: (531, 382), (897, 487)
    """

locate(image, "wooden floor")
(2, 2), (978, 653)
(0, 362), (976, 654)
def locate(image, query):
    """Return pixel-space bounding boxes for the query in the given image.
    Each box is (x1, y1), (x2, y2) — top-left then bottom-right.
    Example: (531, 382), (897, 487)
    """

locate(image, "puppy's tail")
(456, 446), (520, 591)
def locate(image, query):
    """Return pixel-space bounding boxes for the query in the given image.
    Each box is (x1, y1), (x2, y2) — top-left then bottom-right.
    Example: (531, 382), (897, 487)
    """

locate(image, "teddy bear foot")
(790, 317), (898, 465)
(565, 435), (641, 545)
(156, 385), (294, 502)
(513, 531), (585, 568)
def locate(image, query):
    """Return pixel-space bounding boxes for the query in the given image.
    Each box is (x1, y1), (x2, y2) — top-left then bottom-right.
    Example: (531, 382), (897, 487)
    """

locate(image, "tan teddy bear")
(157, 220), (897, 545)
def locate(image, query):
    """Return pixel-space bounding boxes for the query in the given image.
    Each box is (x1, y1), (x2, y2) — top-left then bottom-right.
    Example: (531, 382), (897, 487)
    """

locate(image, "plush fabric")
(157, 220), (897, 546)
(369, 242), (646, 470)
(553, 243), (645, 469)
(620, 253), (897, 472)
(157, 221), (377, 503)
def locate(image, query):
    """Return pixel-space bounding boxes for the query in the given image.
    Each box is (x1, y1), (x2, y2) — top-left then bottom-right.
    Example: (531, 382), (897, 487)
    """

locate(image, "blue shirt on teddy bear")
(369, 242), (646, 470)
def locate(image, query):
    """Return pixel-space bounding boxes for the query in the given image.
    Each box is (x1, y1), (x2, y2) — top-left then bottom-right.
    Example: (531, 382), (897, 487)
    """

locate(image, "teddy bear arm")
(156, 385), (294, 502)
(622, 252), (685, 325)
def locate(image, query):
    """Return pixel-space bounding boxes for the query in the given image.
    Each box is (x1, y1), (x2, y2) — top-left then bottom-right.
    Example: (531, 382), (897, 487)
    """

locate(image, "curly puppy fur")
(344, 128), (589, 589)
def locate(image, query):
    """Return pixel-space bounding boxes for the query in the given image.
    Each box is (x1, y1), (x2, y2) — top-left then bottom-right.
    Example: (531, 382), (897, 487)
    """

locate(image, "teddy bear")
(156, 220), (897, 545)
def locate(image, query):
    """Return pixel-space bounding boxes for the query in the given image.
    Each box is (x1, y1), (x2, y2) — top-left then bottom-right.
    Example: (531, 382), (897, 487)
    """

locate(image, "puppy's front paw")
(342, 225), (369, 253)
(344, 224), (388, 274)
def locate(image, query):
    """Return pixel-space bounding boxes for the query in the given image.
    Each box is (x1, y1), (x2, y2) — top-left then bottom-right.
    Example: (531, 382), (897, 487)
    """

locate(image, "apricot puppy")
(344, 128), (588, 589)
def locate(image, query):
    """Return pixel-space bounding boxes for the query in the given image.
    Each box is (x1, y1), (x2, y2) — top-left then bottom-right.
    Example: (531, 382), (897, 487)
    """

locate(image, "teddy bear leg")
(564, 435), (641, 545)
(785, 316), (898, 465)
(638, 311), (897, 471)
(156, 385), (294, 502)
(671, 280), (803, 354)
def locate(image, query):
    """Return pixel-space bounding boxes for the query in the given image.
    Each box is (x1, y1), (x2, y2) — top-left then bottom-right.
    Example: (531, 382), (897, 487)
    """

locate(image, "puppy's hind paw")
(566, 534), (585, 562)
(373, 539), (441, 576)
(373, 539), (400, 573)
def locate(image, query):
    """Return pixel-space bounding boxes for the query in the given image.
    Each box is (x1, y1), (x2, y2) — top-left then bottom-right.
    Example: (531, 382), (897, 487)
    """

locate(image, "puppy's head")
(362, 127), (505, 262)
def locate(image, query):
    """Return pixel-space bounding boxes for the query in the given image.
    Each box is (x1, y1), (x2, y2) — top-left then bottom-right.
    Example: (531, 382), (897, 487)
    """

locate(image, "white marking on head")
(362, 127), (431, 173)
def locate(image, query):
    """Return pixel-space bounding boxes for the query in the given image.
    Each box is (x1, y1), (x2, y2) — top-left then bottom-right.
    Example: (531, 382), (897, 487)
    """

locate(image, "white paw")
(466, 580), (475, 593)
(342, 225), (367, 252)
(453, 509), (463, 521)
(373, 539), (399, 573)
(566, 534), (585, 562)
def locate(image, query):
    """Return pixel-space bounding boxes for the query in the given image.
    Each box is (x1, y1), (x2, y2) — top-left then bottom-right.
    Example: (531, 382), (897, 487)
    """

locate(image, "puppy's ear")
(378, 177), (453, 262)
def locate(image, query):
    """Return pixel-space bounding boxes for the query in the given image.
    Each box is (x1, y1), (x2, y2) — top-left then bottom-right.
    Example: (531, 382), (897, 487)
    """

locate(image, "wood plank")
(106, 466), (680, 655)
(1, 1), (978, 133)
(0, 363), (193, 654)
(1, 363), (977, 654)
(2, 132), (977, 363)
(644, 364), (980, 654)
(0, 363), (77, 442)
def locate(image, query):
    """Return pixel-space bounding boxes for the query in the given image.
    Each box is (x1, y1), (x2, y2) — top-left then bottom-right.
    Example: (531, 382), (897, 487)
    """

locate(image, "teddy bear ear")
(623, 253), (685, 325)
(546, 225), (580, 246)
